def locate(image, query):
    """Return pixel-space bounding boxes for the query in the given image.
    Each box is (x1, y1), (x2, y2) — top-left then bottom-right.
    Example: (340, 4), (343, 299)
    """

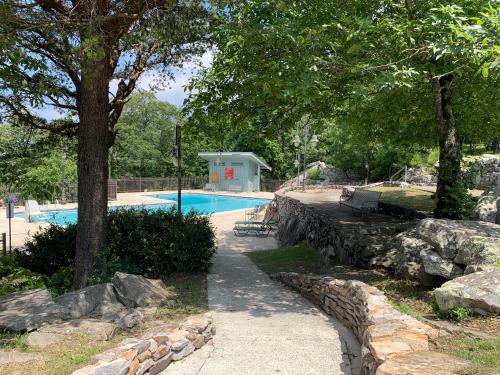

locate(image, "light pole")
(365, 161), (370, 185)
(172, 121), (182, 219)
(293, 123), (319, 192)
(294, 153), (300, 186)
(60, 145), (66, 203)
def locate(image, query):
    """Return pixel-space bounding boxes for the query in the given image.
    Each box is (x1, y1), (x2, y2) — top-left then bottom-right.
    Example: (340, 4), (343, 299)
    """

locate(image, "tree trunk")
(432, 74), (463, 219)
(72, 55), (111, 290)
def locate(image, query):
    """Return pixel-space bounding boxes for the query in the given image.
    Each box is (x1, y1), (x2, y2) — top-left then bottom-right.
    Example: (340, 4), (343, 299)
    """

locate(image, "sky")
(34, 51), (213, 121)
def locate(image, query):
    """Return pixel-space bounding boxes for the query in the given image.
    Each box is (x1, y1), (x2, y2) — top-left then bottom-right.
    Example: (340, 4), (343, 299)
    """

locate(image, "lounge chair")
(233, 217), (277, 237)
(244, 204), (266, 221)
(24, 200), (41, 222)
(203, 183), (216, 191)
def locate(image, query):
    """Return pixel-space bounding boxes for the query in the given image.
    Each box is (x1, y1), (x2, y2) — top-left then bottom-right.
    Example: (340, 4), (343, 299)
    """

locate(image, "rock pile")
(280, 161), (363, 189)
(471, 154), (500, 189)
(404, 167), (437, 185)
(274, 272), (470, 375)
(71, 313), (214, 375)
(0, 272), (170, 336)
(382, 219), (500, 285)
(474, 188), (500, 224)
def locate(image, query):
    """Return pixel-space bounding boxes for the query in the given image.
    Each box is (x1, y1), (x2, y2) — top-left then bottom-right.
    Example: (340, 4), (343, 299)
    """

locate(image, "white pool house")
(198, 152), (272, 192)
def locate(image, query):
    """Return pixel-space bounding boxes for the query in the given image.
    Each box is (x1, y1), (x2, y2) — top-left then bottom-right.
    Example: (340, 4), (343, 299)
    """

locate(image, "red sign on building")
(224, 167), (234, 180)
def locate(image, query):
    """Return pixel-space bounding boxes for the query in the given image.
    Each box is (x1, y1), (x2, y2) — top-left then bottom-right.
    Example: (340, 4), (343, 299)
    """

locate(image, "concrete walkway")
(163, 212), (360, 375)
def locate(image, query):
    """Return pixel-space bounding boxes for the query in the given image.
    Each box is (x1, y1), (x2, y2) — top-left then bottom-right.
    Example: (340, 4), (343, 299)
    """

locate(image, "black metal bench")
(339, 188), (382, 215)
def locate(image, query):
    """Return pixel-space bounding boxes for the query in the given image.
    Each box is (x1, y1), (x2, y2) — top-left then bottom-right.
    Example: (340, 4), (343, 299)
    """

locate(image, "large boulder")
(420, 249), (463, 279)
(0, 289), (70, 332)
(416, 218), (500, 260)
(54, 283), (127, 321)
(434, 268), (500, 315)
(385, 230), (430, 279)
(112, 272), (170, 308)
(454, 236), (500, 266)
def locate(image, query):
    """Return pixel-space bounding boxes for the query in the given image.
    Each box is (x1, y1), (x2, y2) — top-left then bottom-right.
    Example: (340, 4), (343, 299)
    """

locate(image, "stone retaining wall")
(275, 193), (410, 268)
(274, 273), (469, 375)
(72, 313), (215, 375)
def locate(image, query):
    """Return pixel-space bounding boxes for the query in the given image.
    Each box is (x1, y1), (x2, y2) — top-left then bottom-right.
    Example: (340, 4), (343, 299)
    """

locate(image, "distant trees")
(0, 124), (77, 200)
(111, 92), (178, 178)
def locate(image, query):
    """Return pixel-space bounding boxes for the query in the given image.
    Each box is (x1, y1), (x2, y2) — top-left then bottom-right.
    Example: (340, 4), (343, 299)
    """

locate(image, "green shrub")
(446, 306), (473, 321)
(44, 266), (74, 296)
(104, 208), (217, 278)
(427, 148), (440, 166)
(0, 256), (20, 278)
(18, 208), (217, 285)
(307, 169), (321, 180)
(0, 257), (45, 297)
(16, 224), (77, 276)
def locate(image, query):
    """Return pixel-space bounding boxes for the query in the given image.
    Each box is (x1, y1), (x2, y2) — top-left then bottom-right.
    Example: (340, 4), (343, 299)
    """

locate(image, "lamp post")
(365, 161), (370, 185)
(172, 121), (182, 219)
(294, 153), (300, 186)
(293, 123), (319, 192)
(60, 144), (66, 203)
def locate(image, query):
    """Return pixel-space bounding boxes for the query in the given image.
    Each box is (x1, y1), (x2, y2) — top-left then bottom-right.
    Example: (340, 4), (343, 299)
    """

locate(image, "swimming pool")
(17, 193), (270, 225)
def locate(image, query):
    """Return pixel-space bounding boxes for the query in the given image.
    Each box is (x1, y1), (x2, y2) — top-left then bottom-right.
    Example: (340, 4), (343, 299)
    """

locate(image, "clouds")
(34, 51), (213, 121)
(140, 50), (213, 107)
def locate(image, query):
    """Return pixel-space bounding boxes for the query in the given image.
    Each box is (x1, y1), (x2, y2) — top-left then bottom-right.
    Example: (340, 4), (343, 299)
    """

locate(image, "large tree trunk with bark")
(432, 74), (464, 219)
(73, 49), (112, 290)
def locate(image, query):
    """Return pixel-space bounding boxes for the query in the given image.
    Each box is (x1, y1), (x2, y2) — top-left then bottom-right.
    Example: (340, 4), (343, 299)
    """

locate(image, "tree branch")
(0, 96), (78, 135)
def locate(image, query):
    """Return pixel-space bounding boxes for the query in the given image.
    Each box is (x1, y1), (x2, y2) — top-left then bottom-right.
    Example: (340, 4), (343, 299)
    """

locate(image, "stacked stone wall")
(274, 273), (469, 375)
(275, 193), (409, 268)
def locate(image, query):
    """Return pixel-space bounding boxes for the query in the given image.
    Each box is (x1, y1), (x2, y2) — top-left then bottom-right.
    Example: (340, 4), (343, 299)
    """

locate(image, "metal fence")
(261, 179), (283, 192)
(113, 177), (283, 193)
(0, 177), (283, 203)
(113, 177), (208, 193)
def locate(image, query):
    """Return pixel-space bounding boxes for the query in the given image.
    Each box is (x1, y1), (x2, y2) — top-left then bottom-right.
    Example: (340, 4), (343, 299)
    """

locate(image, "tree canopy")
(186, 0), (500, 217)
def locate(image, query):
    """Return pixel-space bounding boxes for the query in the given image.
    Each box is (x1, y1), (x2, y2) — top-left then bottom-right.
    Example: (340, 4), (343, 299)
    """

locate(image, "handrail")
(389, 166), (407, 183)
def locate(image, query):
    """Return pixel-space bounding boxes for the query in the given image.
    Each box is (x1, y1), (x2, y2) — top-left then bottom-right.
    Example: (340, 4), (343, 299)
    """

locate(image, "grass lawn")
(245, 246), (323, 275)
(0, 273), (208, 375)
(437, 335), (500, 375)
(366, 186), (436, 212)
(245, 245), (499, 375)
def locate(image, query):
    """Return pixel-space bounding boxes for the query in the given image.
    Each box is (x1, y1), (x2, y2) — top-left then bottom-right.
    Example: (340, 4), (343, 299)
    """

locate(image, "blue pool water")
(17, 193), (270, 225)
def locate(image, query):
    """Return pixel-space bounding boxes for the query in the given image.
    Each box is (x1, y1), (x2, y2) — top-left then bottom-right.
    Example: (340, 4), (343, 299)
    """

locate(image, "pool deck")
(0, 190), (275, 248)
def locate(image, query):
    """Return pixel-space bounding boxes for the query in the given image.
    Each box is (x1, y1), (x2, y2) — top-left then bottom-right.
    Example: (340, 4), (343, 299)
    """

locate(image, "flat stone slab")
(376, 351), (470, 375)
(0, 350), (44, 365)
(435, 268), (500, 315)
(39, 318), (117, 341)
(0, 288), (70, 331)
(26, 331), (64, 348)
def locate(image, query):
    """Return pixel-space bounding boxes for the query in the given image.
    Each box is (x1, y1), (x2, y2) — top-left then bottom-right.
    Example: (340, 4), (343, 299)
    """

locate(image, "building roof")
(198, 152), (272, 171)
